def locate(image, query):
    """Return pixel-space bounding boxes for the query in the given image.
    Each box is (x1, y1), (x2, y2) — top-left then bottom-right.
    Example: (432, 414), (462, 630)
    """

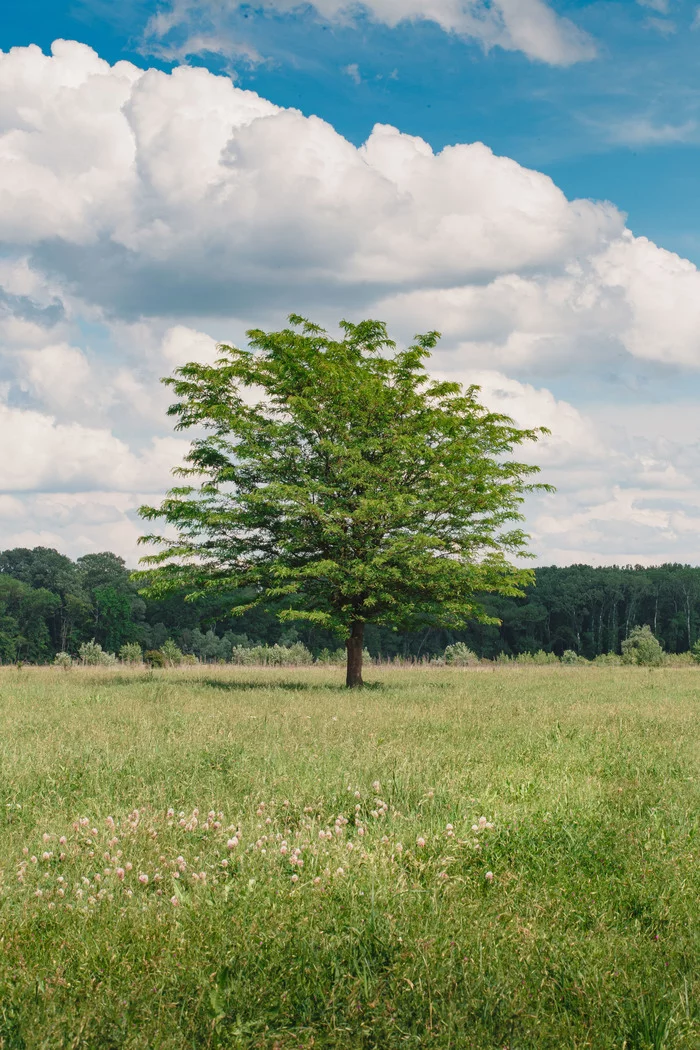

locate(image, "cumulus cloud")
(1, 41), (700, 564)
(144, 0), (596, 66)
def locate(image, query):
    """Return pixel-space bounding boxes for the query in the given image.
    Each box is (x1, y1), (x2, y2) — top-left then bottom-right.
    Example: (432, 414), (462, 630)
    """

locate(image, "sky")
(1, 0), (700, 566)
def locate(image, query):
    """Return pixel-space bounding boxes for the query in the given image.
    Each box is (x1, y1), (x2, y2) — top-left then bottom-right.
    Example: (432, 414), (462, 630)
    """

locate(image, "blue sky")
(1, 0), (700, 565)
(4, 0), (700, 262)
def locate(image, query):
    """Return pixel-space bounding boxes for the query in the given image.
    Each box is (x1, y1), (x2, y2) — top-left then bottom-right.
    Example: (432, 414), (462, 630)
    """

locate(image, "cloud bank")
(1, 40), (700, 564)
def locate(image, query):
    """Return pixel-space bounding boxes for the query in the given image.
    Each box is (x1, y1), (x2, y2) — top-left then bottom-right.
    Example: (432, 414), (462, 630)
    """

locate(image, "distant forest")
(2, 546), (700, 663)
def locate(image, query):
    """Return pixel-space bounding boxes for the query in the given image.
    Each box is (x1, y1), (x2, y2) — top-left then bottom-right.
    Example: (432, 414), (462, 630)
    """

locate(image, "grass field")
(0, 664), (698, 1049)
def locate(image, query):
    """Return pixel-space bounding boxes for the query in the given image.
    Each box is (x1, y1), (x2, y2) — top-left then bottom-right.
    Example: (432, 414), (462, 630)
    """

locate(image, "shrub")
(160, 640), (183, 666)
(561, 650), (580, 665)
(621, 625), (664, 667)
(53, 651), (73, 670)
(78, 640), (116, 666)
(444, 642), (478, 666)
(593, 652), (622, 667)
(144, 649), (166, 668)
(316, 647), (347, 665)
(691, 640), (700, 664)
(532, 649), (559, 665)
(229, 642), (314, 666)
(119, 642), (143, 664)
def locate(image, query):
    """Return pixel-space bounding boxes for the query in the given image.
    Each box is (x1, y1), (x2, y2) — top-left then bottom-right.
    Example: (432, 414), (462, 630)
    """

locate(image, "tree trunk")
(346, 621), (365, 688)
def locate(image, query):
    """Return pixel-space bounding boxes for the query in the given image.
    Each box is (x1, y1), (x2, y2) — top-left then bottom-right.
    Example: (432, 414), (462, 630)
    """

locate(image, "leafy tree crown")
(137, 317), (550, 637)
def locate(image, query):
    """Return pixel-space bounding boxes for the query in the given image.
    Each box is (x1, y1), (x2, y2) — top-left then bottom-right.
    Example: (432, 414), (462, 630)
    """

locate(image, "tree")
(137, 317), (549, 687)
(621, 624), (664, 667)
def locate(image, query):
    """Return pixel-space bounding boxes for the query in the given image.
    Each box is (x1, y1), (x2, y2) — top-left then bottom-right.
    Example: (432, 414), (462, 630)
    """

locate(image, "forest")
(2, 545), (700, 663)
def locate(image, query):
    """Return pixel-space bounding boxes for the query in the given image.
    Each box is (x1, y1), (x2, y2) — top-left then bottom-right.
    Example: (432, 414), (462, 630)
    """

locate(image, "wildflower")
(485, 822), (494, 830)
(354, 790), (361, 799)
(358, 827), (365, 837)
(227, 837), (239, 850)
(336, 867), (344, 876)
(485, 871), (494, 882)
(471, 825), (479, 832)
(396, 843), (403, 852)
(291, 873), (299, 883)
(347, 842), (354, 852)
(125, 862), (133, 871)
(22, 846), (28, 856)
(221, 859), (228, 868)
(59, 852), (66, 861)
(42, 851), (51, 861)
(416, 837), (426, 848)
(313, 876), (321, 885)
(372, 781), (381, 792)
(167, 808), (175, 818)
(170, 895), (179, 906)
(138, 873), (149, 885)
(59, 836), (67, 846)
(478, 817), (488, 828)
(427, 790), (434, 799)
(30, 856), (37, 864)
(34, 889), (43, 898)
(42, 833), (50, 842)
(116, 868), (125, 880)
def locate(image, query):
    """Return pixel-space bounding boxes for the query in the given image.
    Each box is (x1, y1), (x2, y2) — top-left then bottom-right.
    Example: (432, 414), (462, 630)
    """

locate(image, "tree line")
(2, 546), (699, 664)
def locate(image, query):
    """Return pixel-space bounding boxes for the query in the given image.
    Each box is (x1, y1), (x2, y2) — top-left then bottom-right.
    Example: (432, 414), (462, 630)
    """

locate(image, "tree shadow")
(201, 678), (385, 693)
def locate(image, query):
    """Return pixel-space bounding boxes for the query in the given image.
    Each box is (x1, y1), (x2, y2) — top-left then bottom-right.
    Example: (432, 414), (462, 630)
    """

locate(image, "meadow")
(0, 664), (697, 1050)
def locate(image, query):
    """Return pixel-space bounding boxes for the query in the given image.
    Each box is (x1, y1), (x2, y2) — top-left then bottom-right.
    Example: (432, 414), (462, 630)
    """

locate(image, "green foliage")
(593, 652), (622, 666)
(160, 639), (183, 666)
(78, 639), (116, 666)
(119, 642), (143, 664)
(621, 625), (665, 667)
(137, 316), (546, 684)
(561, 649), (583, 665)
(691, 640), (700, 663)
(0, 665), (698, 1048)
(144, 649), (166, 668)
(230, 642), (314, 666)
(53, 651), (73, 669)
(315, 646), (347, 665)
(443, 641), (478, 665)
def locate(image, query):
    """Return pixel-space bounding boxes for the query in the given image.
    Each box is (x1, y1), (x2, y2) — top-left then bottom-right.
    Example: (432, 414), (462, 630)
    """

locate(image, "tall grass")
(0, 664), (697, 1048)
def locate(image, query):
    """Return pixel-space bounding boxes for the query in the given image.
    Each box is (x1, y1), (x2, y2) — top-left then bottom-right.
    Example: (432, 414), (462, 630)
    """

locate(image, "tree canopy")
(138, 316), (548, 685)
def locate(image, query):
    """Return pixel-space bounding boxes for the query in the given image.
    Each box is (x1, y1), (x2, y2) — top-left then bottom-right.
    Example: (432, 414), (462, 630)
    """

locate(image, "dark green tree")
(138, 316), (548, 686)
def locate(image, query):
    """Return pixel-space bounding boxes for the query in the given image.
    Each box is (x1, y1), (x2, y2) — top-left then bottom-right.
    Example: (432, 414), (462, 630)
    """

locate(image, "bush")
(229, 642), (314, 666)
(160, 640), (183, 667)
(532, 650), (559, 665)
(691, 640), (700, 664)
(144, 649), (166, 668)
(53, 651), (73, 669)
(119, 642), (143, 664)
(561, 650), (580, 665)
(78, 640), (116, 666)
(593, 652), (622, 667)
(444, 642), (478, 666)
(315, 647), (347, 666)
(621, 625), (664, 667)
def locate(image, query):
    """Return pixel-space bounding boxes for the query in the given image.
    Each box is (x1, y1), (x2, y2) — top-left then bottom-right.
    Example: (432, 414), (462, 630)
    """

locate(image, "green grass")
(0, 664), (698, 1049)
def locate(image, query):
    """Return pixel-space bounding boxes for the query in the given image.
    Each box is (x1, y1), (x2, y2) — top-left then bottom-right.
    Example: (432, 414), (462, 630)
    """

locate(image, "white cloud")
(0, 404), (187, 492)
(2, 41), (700, 565)
(144, 0), (596, 66)
(607, 117), (695, 145)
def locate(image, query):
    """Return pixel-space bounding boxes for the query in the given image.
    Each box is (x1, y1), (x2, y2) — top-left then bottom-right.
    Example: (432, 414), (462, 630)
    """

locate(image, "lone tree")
(137, 317), (549, 687)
